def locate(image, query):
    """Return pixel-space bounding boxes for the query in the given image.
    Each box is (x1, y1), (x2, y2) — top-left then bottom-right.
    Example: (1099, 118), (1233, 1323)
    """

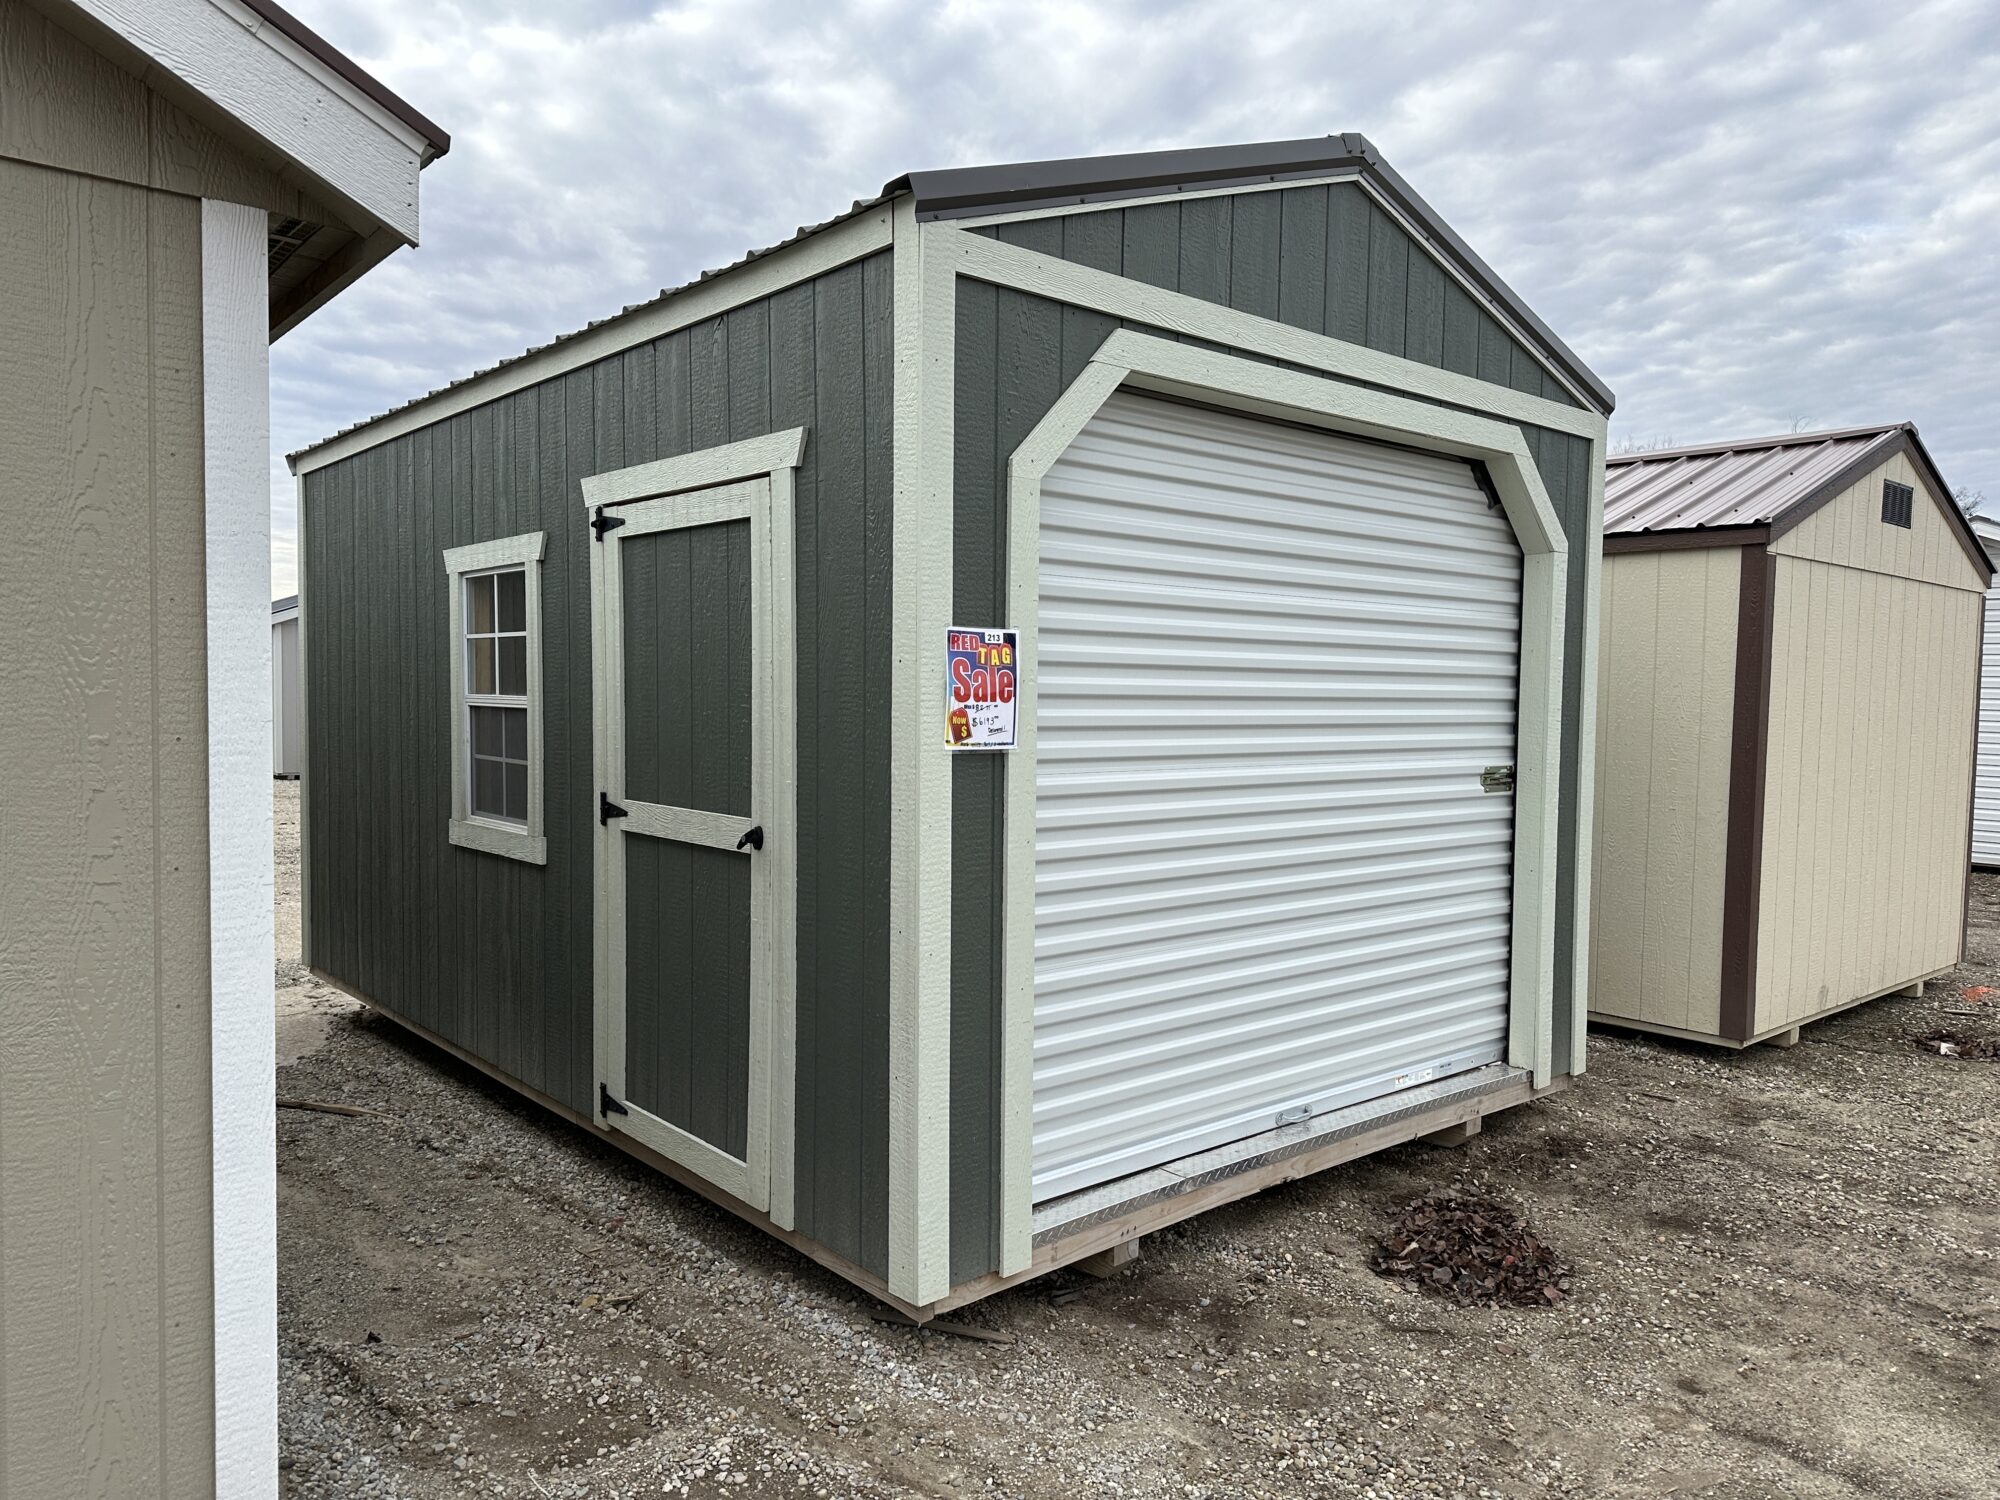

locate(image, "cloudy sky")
(271, 0), (2000, 595)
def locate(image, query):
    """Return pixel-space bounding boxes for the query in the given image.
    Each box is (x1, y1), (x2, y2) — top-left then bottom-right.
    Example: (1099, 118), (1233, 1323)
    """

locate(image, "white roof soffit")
(57, 0), (439, 244)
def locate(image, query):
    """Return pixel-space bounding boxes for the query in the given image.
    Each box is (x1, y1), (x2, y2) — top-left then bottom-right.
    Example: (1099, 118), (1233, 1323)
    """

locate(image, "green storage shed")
(290, 135), (1613, 1319)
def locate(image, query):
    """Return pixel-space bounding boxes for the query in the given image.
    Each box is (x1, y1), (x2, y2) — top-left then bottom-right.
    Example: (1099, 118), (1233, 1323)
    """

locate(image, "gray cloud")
(271, 0), (2000, 592)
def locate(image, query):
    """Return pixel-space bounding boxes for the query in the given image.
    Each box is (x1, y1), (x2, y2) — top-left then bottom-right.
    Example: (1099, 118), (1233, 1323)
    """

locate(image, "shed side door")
(1031, 392), (1523, 1201)
(592, 479), (772, 1210)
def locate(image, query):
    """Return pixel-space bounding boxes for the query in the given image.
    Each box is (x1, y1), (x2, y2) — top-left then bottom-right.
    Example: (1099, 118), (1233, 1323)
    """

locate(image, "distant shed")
(1972, 515), (2000, 867)
(273, 595), (301, 777)
(1592, 424), (1989, 1047)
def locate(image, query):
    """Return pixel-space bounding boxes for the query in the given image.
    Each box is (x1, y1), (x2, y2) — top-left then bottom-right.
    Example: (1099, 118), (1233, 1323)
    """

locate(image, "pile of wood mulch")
(1372, 1191), (1572, 1307)
(1911, 1029), (2000, 1060)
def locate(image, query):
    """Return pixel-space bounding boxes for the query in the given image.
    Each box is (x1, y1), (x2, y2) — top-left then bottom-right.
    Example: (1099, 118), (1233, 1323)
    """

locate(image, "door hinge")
(734, 824), (764, 852)
(599, 791), (629, 826)
(599, 1082), (628, 1118)
(591, 506), (626, 541)
(1480, 764), (1515, 793)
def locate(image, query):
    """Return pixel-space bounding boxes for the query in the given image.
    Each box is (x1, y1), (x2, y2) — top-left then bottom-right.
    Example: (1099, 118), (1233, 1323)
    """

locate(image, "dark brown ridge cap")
(886, 133), (1616, 416)
(240, 0), (450, 161)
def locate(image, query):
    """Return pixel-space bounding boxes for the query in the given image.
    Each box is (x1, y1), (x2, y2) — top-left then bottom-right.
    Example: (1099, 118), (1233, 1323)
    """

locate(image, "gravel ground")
(273, 781), (2000, 1498)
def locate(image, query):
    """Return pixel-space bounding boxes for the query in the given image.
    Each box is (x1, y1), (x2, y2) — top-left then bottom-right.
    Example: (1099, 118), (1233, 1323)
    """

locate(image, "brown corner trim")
(1718, 547), (1777, 1041)
(1604, 526), (1770, 555)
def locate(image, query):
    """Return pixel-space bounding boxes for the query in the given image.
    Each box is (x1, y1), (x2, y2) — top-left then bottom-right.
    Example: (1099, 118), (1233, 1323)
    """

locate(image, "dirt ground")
(273, 781), (2000, 1499)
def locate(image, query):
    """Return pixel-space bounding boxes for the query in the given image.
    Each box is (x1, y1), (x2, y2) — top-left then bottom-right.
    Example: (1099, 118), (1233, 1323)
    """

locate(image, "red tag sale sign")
(945, 627), (1018, 749)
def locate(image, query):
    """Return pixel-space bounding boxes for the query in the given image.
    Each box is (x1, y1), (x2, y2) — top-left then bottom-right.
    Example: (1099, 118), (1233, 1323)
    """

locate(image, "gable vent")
(1882, 479), (1914, 528)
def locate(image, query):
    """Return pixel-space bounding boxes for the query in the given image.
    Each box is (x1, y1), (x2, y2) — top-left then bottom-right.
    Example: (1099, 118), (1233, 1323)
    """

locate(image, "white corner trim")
(992, 330), (1569, 1275)
(203, 196), (278, 1500)
(443, 530), (548, 866)
(579, 430), (807, 509)
(71, 0), (426, 242)
(932, 224), (1602, 440)
(1569, 438), (1607, 1076)
(291, 209), (893, 477)
(886, 203), (958, 1305)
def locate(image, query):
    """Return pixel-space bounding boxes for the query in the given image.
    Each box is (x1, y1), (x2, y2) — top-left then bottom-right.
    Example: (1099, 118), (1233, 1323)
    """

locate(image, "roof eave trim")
(1603, 525), (1772, 554)
(237, 0), (449, 160)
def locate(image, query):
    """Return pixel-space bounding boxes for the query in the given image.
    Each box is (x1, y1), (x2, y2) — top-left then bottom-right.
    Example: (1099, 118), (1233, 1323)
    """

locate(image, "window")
(465, 568), (529, 822)
(443, 533), (547, 863)
(1882, 479), (1914, 528)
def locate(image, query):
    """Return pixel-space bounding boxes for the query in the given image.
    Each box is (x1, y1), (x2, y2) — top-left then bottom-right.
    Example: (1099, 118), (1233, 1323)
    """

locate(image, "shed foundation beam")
(1074, 1239), (1141, 1278)
(1763, 1027), (1802, 1049)
(1421, 1116), (1483, 1147)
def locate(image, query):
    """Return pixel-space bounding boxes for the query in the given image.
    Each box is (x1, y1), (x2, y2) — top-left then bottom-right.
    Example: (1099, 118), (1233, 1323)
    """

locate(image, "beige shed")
(1591, 424), (1988, 1047)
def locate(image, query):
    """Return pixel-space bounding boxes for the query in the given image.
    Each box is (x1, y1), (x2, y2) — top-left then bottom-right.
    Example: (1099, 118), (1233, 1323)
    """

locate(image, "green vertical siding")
(625, 838), (751, 1157)
(620, 522), (752, 815)
(972, 183), (1579, 408)
(949, 202), (1598, 1280)
(618, 519), (754, 1157)
(302, 250), (894, 1277)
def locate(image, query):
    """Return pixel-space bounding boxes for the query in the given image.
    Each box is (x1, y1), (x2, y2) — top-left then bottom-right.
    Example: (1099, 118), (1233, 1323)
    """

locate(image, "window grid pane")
(461, 562), (533, 829)
(469, 705), (530, 824)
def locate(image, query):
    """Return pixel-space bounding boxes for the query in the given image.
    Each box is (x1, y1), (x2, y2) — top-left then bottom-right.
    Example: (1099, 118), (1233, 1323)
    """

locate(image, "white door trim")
(587, 448), (803, 1228)
(993, 329), (1568, 1274)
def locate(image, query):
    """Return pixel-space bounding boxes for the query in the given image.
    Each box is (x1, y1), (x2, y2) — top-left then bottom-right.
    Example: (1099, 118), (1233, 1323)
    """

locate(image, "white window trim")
(443, 531), (548, 864)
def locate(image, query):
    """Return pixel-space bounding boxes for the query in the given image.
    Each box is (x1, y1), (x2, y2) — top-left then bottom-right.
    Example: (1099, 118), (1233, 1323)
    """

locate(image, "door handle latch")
(735, 825), (764, 852)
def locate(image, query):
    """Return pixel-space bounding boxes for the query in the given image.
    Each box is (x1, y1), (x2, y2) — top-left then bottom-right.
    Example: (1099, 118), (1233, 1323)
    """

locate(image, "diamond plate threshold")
(1032, 1063), (1536, 1247)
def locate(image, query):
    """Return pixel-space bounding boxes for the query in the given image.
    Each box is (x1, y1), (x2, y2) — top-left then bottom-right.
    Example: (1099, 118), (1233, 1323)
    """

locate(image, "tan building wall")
(0, 149), (216, 1498)
(0, 0), (334, 219)
(1589, 547), (1742, 1034)
(1774, 446), (1979, 588)
(1594, 445), (1984, 1047)
(1756, 457), (1983, 1033)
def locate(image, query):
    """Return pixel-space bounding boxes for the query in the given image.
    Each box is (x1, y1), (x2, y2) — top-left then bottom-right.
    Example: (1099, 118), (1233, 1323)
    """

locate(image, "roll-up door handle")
(735, 825), (764, 852)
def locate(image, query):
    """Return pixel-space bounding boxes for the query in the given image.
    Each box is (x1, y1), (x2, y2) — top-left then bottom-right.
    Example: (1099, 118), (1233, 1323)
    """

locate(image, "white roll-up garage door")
(1032, 392), (1522, 1202)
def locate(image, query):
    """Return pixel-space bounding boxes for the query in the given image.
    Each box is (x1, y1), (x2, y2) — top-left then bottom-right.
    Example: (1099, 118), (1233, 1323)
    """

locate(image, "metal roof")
(292, 135), (1611, 467)
(288, 194), (892, 462)
(1603, 422), (1991, 581)
(273, 595), (299, 614)
(1604, 426), (1909, 534)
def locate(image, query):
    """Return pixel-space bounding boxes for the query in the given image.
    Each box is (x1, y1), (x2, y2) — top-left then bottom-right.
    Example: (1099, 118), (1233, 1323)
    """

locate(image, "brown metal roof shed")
(1592, 424), (1988, 1047)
